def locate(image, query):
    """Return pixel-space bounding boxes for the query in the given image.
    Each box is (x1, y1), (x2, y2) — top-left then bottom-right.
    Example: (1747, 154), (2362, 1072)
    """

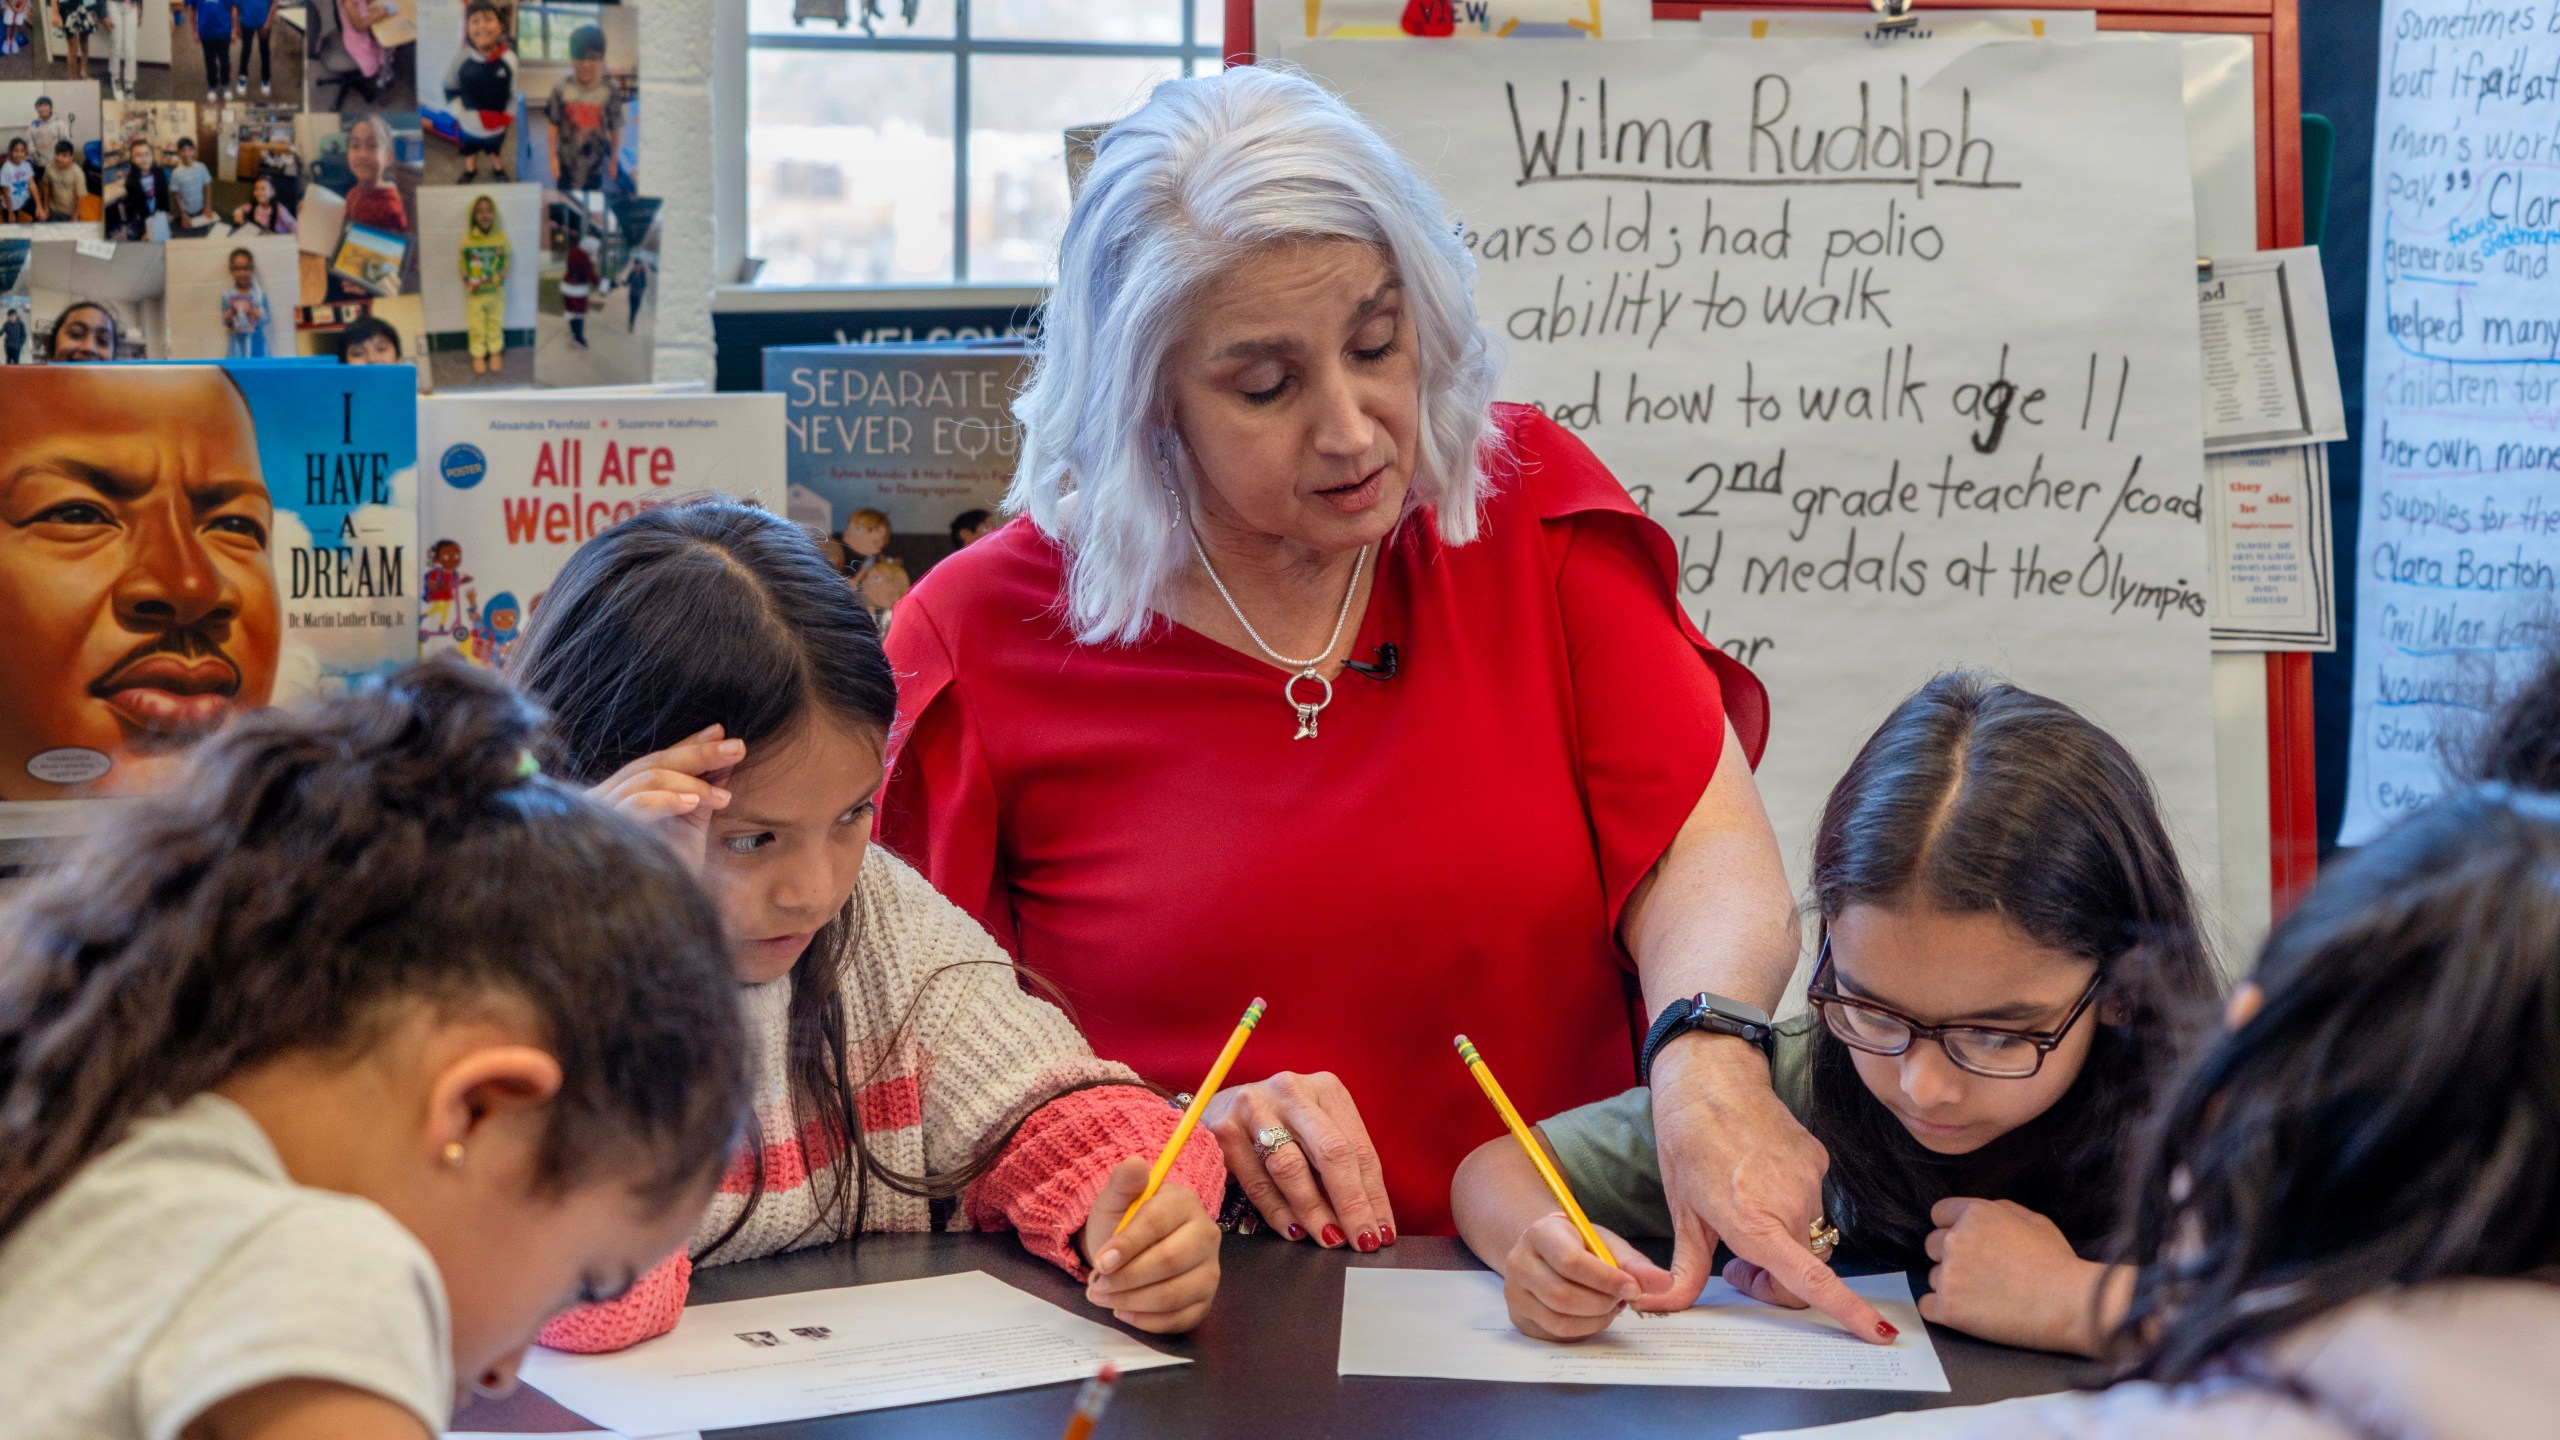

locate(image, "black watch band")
(1639, 991), (1777, 1082)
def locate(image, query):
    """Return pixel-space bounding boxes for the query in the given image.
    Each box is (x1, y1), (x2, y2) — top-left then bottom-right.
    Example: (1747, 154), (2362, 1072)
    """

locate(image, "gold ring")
(1808, 1215), (1841, 1261)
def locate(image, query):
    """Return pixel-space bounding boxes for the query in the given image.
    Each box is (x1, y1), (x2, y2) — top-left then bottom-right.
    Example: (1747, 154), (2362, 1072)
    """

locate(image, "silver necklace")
(1186, 524), (1370, 740)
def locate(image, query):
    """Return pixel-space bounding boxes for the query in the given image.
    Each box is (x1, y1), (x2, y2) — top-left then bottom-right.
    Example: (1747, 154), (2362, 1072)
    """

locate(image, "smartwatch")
(1639, 991), (1777, 1082)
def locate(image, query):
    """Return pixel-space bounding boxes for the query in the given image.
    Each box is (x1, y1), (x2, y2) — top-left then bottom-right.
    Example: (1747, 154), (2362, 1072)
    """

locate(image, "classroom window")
(746, 0), (1225, 286)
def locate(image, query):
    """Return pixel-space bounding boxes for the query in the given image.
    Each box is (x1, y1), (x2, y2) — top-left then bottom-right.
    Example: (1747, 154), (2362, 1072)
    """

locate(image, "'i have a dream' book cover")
(0, 361), (418, 808)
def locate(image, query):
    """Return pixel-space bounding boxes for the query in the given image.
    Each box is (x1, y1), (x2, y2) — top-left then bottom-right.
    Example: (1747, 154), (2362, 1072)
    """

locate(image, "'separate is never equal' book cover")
(417, 391), (786, 669)
(764, 342), (1029, 582)
(0, 361), (419, 807)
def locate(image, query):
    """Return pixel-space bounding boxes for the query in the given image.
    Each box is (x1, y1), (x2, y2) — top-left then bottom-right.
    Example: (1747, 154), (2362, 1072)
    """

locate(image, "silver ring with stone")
(1253, 1125), (1297, 1160)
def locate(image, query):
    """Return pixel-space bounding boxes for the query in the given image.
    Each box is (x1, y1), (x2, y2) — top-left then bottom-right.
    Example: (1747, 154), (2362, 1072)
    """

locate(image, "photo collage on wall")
(0, 0), (655, 387)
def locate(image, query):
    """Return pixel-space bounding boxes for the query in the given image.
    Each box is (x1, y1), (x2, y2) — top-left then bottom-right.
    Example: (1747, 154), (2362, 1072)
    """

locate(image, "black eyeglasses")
(1805, 938), (2102, 1080)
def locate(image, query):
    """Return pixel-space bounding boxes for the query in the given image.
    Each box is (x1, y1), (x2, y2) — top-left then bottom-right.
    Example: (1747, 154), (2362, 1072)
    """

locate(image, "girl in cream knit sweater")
(514, 502), (1226, 1353)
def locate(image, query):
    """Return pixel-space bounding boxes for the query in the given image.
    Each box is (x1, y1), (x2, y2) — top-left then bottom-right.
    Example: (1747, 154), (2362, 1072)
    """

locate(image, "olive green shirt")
(1540, 1013), (1820, 1242)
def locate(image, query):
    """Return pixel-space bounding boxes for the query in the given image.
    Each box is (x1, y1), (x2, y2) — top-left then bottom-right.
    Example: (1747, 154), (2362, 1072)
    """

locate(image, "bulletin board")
(1228, 0), (2319, 930)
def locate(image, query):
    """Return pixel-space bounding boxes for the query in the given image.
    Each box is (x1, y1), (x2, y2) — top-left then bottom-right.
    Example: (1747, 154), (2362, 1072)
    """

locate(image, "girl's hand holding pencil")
(1074, 996), (1260, 1334)
(1504, 1213), (1675, 1342)
(1077, 1157), (1221, 1334)
(1453, 1035), (1678, 1341)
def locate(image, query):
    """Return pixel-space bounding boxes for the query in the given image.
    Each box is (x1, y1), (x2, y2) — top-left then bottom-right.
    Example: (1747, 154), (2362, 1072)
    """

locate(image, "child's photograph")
(521, 2), (631, 200)
(418, 0), (517, 184)
(209, 100), (298, 231)
(0, 80), (99, 225)
(533, 188), (651, 388)
(307, 0), (419, 114)
(293, 108), (420, 304)
(161, 0), (297, 105)
(292, 288), (429, 390)
(16, 234), (162, 358)
(97, 96), (189, 239)
(4, 1), (175, 97)
(418, 177), (532, 386)
(0, 297), (29, 365)
(163, 231), (290, 357)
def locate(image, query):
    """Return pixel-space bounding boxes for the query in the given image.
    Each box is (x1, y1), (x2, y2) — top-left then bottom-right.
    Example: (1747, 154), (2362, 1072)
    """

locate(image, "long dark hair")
(510, 500), (1102, 1259)
(2111, 783), (2560, 1381)
(0, 661), (749, 1242)
(1804, 672), (2220, 1267)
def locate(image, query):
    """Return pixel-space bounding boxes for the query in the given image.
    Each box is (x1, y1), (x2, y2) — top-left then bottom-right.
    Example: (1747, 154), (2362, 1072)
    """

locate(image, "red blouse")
(881, 405), (1767, 1234)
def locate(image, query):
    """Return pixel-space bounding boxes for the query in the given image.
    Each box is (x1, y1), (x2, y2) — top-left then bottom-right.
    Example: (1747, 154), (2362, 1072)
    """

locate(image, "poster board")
(1232, 0), (2315, 950)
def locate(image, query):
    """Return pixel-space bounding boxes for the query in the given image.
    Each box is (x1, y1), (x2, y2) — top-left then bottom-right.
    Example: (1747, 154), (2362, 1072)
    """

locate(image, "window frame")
(743, 0), (1228, 287)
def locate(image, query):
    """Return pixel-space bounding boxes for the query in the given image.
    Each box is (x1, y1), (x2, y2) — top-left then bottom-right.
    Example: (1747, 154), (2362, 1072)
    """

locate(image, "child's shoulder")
(0, 1095), (450, 1437)
(850, 846), (990, 954)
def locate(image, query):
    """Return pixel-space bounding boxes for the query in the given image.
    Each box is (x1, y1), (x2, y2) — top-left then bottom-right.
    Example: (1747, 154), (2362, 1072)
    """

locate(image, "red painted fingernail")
(1321, 1224), (1345, 1248)
(1877, 1321), (1900, 1341)
(1355, 1229), (1380, 1253)
(1286, 1223), (1306, 1241)
(1380, 1225), (1396, 1246)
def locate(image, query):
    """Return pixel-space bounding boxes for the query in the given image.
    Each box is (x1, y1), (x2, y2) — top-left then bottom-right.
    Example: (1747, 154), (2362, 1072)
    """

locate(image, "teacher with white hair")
(880, 63), (1892, 1342)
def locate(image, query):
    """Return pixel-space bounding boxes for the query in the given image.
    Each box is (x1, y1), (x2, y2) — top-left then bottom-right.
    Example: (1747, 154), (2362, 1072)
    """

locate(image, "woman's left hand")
(1201, 1071), (1396, 1252)
(1920, 1197), (2117, 1356)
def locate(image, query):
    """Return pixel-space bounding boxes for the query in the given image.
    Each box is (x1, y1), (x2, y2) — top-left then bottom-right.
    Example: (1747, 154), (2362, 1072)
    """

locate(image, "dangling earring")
(1155, 434), (1184, 532)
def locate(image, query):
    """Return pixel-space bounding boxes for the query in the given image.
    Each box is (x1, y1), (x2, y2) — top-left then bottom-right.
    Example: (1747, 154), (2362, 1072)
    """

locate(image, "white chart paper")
(1339, 1269), (1949, 1392)
(1688, 11), (2098, 40)
(2342, 1), (2560, 843)
(516, 1271), (1185, 1436)
(1300, 38), (2218, 936)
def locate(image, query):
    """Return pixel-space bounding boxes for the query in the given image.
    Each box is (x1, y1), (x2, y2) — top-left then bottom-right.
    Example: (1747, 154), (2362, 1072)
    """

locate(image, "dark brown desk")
(457, 1233), (2093, 1438)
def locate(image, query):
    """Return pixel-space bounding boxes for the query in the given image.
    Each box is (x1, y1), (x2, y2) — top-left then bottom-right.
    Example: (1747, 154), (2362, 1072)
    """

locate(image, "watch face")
(1699, 995), (1773, 1030)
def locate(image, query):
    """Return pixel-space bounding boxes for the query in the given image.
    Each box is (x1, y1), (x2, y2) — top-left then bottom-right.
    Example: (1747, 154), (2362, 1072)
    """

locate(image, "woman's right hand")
(1504, 1214), (1668, 1342)
(587, 724), (742, 872)
(1202, 1071), (1395, 1252)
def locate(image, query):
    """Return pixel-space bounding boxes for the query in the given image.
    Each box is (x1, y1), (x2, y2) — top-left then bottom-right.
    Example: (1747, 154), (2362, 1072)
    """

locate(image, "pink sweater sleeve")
(535, 1247), (690, 1354)
(965, 1084), (1228, 1280)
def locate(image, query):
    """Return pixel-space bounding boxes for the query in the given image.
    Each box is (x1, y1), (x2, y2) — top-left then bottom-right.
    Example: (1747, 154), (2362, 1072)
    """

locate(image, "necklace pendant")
(1284, 667), (1333, 742)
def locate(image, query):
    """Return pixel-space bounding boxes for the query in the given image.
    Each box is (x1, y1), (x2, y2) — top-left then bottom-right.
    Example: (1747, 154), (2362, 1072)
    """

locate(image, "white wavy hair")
(1009, 63), (1504, 646)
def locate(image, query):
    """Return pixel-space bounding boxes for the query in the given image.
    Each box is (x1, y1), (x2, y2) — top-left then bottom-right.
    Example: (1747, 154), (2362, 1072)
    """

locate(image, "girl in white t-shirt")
(0, 139), (37, 223)
(0, 662), (751, 1440)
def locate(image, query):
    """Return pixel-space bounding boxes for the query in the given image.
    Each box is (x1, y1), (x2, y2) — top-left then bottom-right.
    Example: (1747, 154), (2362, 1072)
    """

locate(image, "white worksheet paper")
(1741, 1391), (2073, 1437)
(1339, 1269), (1949, 1392)
(445, 1432), (694, 1440)
(515, 1271), (1186, 1436)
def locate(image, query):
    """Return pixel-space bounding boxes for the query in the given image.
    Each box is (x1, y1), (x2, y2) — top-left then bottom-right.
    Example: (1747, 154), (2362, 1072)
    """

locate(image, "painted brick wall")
(639, 0), (716, 386)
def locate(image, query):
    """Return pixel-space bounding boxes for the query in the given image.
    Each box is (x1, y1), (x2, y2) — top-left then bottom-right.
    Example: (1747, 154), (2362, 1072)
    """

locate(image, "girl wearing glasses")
(1452, 672), (2220, 1353)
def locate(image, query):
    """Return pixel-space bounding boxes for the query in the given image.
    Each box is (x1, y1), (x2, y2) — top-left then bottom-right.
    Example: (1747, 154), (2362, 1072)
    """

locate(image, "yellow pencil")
(1455, 1034), (1617, 1269)
(1114, 997), (1267, 1234)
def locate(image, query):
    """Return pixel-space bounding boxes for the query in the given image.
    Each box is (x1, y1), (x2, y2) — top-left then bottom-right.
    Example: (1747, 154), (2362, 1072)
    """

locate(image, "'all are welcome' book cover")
(417, 391), (787, 669)
(0, 360), (419, 812)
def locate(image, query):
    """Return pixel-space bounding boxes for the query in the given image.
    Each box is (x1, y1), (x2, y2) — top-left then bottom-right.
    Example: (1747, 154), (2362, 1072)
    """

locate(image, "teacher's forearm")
(1621, 719), (1799, 1017)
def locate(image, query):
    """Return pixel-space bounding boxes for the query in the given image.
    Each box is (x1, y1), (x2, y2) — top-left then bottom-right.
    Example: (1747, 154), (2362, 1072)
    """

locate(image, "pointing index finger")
(1731, 1217), (1896, 1344)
